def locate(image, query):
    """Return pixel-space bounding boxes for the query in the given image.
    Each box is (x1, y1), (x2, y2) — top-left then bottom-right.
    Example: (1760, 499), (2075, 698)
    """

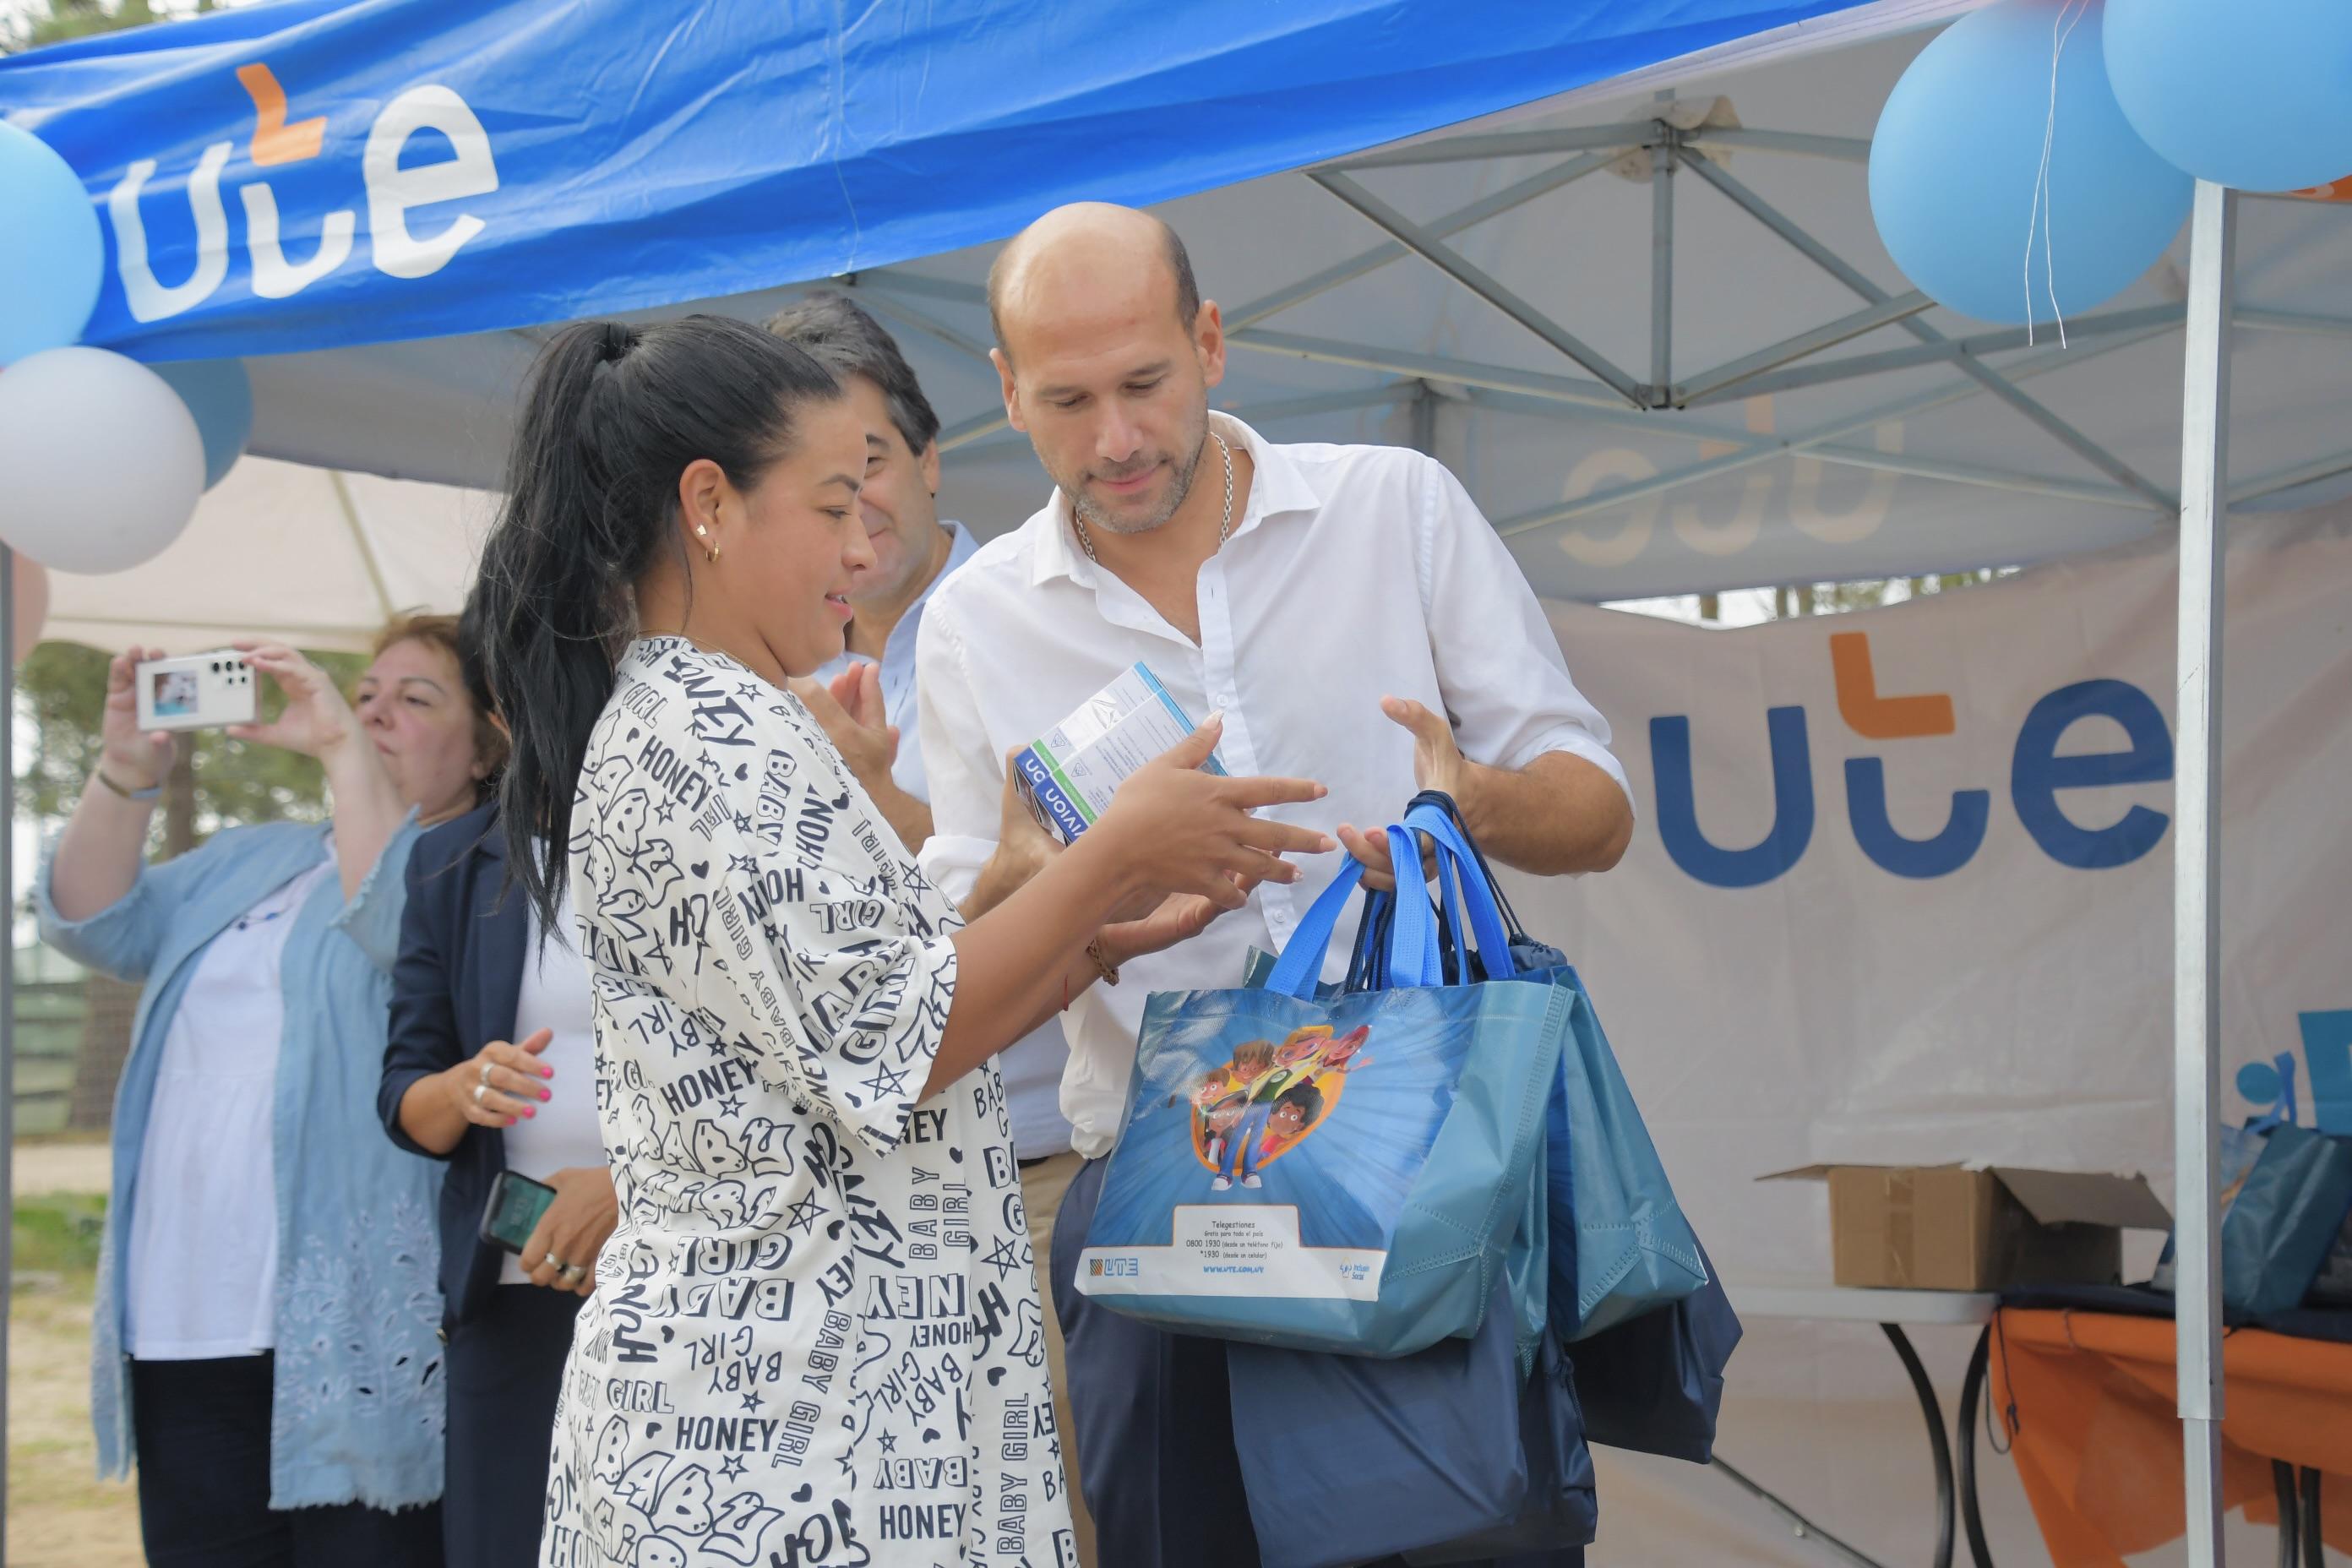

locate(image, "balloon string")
(2027, 0), (2091, 347)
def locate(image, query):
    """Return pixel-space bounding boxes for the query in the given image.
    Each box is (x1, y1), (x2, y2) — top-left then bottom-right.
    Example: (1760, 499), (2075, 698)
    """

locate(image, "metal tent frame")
(843, 119), (2345, 545)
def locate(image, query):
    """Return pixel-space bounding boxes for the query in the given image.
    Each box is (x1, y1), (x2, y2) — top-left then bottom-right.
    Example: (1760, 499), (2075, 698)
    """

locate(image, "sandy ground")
(10, 1136), (143, 1567)
(13, 1139), (111, 1199)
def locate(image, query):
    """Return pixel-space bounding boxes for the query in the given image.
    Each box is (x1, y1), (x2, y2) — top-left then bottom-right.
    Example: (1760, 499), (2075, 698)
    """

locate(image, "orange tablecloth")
(1990, 1308), (2352, 1566)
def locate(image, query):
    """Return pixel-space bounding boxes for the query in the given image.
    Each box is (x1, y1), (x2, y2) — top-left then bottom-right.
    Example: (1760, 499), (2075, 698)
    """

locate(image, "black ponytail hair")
(473, 313), (844, 929)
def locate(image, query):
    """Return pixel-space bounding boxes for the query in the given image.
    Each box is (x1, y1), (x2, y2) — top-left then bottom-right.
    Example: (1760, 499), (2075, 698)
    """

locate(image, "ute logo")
(1652, 631), (2173, 887)
(107, 63), (500, 321)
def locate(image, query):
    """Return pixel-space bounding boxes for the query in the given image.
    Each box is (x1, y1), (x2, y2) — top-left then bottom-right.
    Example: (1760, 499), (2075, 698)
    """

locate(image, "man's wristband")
(95, 768), (163, 803)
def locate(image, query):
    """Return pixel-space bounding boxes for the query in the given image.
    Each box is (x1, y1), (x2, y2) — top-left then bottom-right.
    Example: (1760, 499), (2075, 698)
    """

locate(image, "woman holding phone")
(378, 596), (618, 1568)
(473, 314), (1331, 1566)
(40, 615), (500, 1567)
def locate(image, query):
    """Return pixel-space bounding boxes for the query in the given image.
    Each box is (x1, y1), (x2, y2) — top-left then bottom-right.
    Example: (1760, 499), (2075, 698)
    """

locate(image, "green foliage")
(18, 641), (369, 847)
(11, 1191), (107, 1277)
(1759, 569), (2006, 620)
(3, 0), (213, 55)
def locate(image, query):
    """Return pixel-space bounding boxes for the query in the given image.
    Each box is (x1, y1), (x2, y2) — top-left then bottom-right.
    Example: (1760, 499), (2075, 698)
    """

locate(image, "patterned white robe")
(542, 638), (1074, 1568)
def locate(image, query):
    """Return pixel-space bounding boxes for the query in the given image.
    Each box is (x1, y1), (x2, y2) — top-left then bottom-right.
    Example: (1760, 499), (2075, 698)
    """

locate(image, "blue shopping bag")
(1396, 801), (1710, 1339)
(2221, 1124), (2352, 1315)
(1076, 822), (1565, 1356)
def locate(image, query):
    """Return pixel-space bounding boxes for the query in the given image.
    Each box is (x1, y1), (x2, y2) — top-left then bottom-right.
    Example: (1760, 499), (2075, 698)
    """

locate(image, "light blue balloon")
(0, 120), (104, 365)
(2106, 0), (2352, 193)
(150, 358), (254, 490)
(1870, 0), (2193, 326)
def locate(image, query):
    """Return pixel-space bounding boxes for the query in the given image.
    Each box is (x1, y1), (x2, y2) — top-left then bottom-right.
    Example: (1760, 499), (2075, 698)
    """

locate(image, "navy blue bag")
(1562, 1241), (1740, 1463)
(1229, 1184), (1595, 1568)
(1402, 1327), (1597, 1566)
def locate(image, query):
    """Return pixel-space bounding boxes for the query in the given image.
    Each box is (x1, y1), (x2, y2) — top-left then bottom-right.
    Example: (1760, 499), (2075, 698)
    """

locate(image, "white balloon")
(0, 346), (204, 574)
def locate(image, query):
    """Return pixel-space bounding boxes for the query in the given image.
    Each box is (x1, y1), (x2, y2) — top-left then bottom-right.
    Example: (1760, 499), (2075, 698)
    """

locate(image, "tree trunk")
(163, 743), (196, 858)
(67, 975), (138, 1133)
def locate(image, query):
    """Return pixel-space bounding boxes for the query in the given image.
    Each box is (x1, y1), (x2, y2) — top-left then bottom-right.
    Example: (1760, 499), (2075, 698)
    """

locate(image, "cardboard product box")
(1761, 1163), (2174, 1292)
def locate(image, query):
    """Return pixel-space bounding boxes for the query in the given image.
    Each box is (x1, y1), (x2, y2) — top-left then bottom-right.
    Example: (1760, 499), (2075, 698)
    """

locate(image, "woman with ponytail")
(475, 315), (1331, 1568)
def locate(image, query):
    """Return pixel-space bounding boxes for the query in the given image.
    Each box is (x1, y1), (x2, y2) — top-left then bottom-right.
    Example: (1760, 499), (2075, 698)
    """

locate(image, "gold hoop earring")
(694, 519), (721, 565)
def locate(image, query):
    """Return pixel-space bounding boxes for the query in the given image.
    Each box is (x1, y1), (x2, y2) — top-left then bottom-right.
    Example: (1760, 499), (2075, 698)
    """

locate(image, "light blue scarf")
(39, 818), (444, 1510)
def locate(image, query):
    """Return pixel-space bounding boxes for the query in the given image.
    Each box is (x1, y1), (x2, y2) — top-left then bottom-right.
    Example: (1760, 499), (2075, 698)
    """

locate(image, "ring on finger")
(560, 1262), (587, 1283)
(479, 1060), (494, 1085)
(471, 1083), (488, 1106)
(547, 1255), (568, 1275)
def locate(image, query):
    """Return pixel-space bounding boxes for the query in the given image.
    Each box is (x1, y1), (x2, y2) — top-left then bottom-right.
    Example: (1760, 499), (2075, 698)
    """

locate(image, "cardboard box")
(1761, 1164), (2174, 1292)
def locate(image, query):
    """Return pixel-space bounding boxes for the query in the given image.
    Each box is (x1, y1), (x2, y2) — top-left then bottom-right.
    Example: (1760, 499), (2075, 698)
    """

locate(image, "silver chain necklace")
(1074, 429), (1233, 564)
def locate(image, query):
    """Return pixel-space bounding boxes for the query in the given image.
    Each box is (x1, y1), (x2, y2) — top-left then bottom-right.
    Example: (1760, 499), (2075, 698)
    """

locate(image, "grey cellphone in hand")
(479, 1169), (558, 1254)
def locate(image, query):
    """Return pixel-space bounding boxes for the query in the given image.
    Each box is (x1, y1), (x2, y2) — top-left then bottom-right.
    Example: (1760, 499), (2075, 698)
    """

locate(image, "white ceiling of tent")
(231, 5), (2352, 602)
(44, 455), (493, 654)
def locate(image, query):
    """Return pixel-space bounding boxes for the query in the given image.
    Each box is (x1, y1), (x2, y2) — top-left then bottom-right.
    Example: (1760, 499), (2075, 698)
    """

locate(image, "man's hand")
(787, 664), (933, 851)
(962, 749), (1062, 920)
(1343, 694), (1636, 882)
(1383, 694), (1467, 798)
(1337, 695), (1458, 892)
(788, 664), (898, 790)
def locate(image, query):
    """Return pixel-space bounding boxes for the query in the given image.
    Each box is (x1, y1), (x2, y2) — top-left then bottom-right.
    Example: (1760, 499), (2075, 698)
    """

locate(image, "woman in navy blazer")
(380, 792), (618, 1560)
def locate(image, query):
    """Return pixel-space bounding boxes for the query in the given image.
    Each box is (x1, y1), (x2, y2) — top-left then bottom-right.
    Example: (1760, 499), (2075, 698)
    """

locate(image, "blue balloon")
(0, 121), (104, 365)
(150, 358), (253, 490)
(1870, 0), (2193, 326)
(2106, 0), (2352, 193)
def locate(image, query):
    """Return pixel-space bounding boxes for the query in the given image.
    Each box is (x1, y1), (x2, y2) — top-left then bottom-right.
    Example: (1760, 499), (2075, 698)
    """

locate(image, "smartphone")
(134, 651), (257, 732)
(478, 1169), (558, 1255)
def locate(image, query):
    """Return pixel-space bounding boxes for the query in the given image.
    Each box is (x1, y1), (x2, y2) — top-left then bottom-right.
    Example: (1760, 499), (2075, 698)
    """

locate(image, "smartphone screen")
(479, 1171), (558, 1254)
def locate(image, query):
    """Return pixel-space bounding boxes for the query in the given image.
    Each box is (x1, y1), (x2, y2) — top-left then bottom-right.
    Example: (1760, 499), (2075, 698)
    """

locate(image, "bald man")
(913, 204), (1633, 1567)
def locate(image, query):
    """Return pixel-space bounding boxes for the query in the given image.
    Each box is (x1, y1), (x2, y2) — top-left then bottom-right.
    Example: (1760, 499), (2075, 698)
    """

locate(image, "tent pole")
(2, 540), (16, 1562)
(1650, 114), (1674, 403)
(2174, 177), (2235, 1568)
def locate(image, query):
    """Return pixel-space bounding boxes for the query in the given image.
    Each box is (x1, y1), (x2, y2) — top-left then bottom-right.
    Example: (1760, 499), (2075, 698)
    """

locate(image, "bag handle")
(1266, 809), (1521, 996)
(1347, 886), (1394, 991)
(1266, 825), (1436, 997)
(1264, 854), (1367, 999)
(1402, 801), (1518, 982)
(1408, 789), (1536, 946)
(1380, 824), (1444, 988)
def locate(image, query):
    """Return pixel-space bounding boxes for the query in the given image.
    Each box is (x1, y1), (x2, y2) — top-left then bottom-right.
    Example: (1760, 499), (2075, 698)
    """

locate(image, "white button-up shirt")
(915, 415), (1631, 1159)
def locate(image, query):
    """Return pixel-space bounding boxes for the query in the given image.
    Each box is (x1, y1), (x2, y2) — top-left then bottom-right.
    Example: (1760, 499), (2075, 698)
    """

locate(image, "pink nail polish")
(539, 1088), (553, 1102)
(521, 1107), (536, 1119)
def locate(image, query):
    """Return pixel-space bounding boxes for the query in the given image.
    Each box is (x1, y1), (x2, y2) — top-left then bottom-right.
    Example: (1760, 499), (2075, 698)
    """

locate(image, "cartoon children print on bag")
(1188, 1025), (1374, 1189)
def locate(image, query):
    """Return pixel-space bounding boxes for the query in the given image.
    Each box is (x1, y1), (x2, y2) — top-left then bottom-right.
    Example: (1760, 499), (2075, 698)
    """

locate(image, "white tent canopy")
(46, 457), (492, 654)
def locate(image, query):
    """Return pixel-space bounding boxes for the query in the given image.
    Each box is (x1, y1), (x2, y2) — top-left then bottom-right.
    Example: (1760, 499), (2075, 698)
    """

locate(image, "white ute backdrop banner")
(1507, 501), (2352, 1565)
